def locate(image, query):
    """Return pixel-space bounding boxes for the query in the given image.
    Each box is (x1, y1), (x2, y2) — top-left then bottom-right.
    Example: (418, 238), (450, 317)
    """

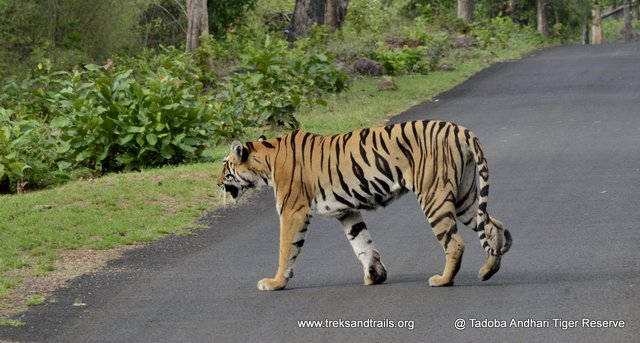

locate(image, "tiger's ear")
(230, 140), (249, 163)
(258, 135), (267, 142)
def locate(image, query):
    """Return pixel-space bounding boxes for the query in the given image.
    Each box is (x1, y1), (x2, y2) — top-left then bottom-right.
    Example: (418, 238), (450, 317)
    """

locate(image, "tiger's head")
(217, 137), (272, 202)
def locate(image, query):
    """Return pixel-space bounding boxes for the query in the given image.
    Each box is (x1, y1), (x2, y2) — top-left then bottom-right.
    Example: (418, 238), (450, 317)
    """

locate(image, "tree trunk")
(290, 0), (348, 40)
(324, 0), (349, 33)
(582, 13), (590, 44)
(592, 2), (603, 44)
(457, 0), (475, 23)
(623, 0), (633, 42)
(506, 0), (517, 19)
(537, 0), (549, 38)
(290, 0), (325, 39)
(186, 0), (208, 53)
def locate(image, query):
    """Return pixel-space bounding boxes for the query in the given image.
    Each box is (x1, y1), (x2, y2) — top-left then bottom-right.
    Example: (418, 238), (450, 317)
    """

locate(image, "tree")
(592, 1), (603, 44)
(186, 0), (208, 53)
(289, 0), (349, 40)
(537, 0), (549, 38)
(457, 0), (475, 23)
(506, 0), (517, 19)
(207, 0), (257, 37)
(623, 0), (632, 42)
(324, 0), (349, 31)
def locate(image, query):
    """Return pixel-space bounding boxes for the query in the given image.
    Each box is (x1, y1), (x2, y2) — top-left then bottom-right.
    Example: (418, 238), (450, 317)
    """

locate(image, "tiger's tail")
(470, 135), (512, 256)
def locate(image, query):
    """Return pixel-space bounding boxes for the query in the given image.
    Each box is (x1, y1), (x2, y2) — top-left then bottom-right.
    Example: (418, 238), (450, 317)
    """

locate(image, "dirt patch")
(0, 246), (138, 318)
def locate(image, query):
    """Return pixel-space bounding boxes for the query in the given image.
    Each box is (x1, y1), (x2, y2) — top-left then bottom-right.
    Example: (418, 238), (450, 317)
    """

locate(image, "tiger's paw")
(257, 278), (286, 291)
(364, 260), (387, 285)
(428, 275), (453, 287)
(478, 255), (501, 281)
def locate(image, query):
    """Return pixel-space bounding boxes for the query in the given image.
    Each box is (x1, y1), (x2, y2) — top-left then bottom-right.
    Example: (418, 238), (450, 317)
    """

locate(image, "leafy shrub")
(228, 35), (348, 128)
(0, 34), (349, 191)
(376, 46), (426, 75)
(346, 0), (389, 35)
(471, 16), (520, 48)
(0, 109), (62, 193)
(375, 32), (448, 75)
(50, 65), (217, 172)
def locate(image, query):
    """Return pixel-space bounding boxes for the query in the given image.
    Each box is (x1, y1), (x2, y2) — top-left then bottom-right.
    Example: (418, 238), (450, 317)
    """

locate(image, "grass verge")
(0, 42), (547, 321)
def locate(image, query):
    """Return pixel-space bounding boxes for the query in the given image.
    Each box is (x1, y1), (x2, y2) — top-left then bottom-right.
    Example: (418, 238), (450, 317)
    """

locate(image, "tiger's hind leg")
(455, 159), (505, 282)
(477, 217), (505, 281)
(338, 211), (387, 285)
(457, 201), (504, 281)
(422, 194), (465, 287)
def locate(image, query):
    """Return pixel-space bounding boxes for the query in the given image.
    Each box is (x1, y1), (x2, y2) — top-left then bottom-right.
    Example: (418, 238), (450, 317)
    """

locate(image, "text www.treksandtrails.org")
(297, 318), (415, 331)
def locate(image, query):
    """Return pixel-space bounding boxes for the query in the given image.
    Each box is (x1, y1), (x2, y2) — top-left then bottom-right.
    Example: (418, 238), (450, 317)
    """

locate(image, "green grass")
(299, 63), (487, 134)
(0, 318), (25, 327)
(25, 294), (45, 307)
(0, 163), (220, 271)
(0, 39), (546, 321)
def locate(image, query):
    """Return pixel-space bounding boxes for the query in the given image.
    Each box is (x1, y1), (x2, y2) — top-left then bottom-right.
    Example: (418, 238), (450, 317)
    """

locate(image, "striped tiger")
(218, 120), (512, 291)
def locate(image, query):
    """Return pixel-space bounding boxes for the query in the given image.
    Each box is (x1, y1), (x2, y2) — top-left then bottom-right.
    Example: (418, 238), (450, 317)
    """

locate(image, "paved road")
(2, 43), (639, 342)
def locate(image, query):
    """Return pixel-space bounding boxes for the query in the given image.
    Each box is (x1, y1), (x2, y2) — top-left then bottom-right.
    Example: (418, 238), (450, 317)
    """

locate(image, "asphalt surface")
(2, 43), (639, 342)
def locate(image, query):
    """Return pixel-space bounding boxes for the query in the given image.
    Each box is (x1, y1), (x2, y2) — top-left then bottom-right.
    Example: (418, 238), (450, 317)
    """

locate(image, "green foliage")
(602, 17), (640, 43)
(25, 294), (46, 306)
(0, 318), (25, 327)
(228, 35), (348, 129)
(402, 0), (455, 19)
(376, 46), (429, 75)
(375, 32), (448, 75)
(51, 69), (215, 172)
(346, 0), (390, 35)
(208, 0), (258, 36)
(0, 0), (144, 79)
(471, 16), (522, 48)
(0, 1), (44, 78)
(0, 108), (61, 193)
(137, 0), (187, 49)
(0, 34), (348, 191)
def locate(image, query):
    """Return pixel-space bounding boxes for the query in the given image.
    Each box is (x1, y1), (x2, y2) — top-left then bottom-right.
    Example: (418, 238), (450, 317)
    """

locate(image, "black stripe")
(318, 180), (326, 200)
(301, 132), (312, 155)
(395, 166), (406, 189)
(373, 150), (394, 180)
(333, 192), (355, 207)
(349, 222), (367, 239)
(337, 168), (353, 197)
(292, 239), (305, 248)
(384, 125), (394, 138)
(359, 143), (370, 166)
(374, 177), (391, 194)
(352, 189), (369, 205)
(379, 133), (390, 154)
(351, 155), (371, 194)
(479, 202), (487, 213)
(400, 122), (413, 152)
(430, 212), (455, 229)
(480, 185), (489, 197)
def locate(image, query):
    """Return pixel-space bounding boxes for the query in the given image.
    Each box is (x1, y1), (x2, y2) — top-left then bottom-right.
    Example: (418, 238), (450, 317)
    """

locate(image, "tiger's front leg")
(339, 211), (387, 286)
(257, 210), (309, 291)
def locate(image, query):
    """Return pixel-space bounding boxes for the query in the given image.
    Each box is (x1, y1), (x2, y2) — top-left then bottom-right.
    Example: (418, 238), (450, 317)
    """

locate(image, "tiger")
(218, 120), (512, 291)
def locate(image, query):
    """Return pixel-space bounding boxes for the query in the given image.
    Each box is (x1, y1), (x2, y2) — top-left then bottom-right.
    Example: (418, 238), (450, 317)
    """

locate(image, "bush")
(471, 16), (521, 48)
(0, 34), (349, 192)
(0, 109), (62, 193)
(225, 35), (348, 128)
(374, 32), (448, 75)
(51, 67), (217, 172)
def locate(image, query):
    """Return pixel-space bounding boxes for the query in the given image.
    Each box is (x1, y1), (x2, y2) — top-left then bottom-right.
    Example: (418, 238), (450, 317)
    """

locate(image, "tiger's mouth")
(221, 184), (245, 201)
